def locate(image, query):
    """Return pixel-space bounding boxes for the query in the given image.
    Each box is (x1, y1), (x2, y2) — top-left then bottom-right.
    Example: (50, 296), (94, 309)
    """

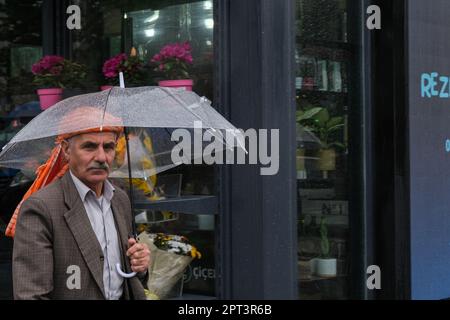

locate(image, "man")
(12, 125), (150, 300)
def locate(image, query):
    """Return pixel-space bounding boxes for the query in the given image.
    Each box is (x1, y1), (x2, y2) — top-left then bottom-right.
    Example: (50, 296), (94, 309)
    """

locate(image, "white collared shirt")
(69, 171), (123, 300)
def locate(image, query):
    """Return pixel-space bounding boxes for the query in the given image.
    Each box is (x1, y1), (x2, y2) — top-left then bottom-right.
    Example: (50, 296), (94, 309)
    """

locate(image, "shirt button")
(100, 256), (104, 261)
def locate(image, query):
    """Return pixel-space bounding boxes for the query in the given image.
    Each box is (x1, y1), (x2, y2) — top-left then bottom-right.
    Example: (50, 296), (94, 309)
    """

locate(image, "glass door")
(296, 0), (363, 299)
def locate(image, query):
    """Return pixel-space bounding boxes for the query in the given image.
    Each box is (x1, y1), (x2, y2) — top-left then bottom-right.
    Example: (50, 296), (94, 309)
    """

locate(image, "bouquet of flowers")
(137, 232), (201, 300)
(150, 41), (193, 80)
(31, 55), (87, 88)
(102, 53), (145, 86)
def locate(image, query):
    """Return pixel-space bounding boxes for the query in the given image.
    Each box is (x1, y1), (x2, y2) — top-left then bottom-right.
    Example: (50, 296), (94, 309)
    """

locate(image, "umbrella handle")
(116, 263), (137, 278)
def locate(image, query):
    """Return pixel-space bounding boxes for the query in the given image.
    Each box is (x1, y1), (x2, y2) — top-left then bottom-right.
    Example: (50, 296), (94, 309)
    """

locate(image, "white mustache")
(88, 162), (109, 170)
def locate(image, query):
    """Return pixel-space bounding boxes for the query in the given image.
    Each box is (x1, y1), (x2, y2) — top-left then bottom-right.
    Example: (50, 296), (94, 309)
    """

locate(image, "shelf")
(296, 88), (348, 96)
(299, 274), (348, 283)
(134, 195), (218, 216)
(296, 38), (354, 55)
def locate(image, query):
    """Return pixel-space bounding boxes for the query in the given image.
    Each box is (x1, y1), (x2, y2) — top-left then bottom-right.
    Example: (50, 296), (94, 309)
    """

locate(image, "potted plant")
(311, 217), (337, 278)
(150, 41), (193, 91)
(297, 106), (345, 173)
(102, 51), (145, 90)
(31, 56), (87, 110)
(31, 55), (64, 110)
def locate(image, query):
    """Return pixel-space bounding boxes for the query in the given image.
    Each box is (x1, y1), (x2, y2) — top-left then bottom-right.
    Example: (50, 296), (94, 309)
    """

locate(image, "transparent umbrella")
(0, 86), (242, 175)
(0, 83), (244, 278)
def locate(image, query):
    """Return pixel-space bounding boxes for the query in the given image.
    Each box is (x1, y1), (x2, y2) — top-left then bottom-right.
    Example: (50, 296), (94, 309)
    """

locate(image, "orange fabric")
(5, 125), (123, 238)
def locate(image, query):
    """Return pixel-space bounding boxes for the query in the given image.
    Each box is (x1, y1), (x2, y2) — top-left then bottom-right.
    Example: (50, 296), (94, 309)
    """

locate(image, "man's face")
(62, 132), (117, 188)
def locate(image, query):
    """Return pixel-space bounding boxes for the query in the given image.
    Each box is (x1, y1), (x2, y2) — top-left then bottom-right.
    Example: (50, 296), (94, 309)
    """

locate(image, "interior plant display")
(102, 51), (145, 89)
(311, 217), (337, 278)
(31, 55), (87, 110)
(150, 41), (194, 91)
(296, 105), (345, 174)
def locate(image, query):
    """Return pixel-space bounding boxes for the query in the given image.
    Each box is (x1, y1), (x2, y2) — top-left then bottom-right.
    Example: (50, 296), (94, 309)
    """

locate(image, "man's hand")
(127, 238), (150, 273)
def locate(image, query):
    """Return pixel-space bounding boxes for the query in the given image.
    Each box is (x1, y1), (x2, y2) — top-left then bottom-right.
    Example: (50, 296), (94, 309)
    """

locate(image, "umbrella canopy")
(1, 86), (245, 240)
(0, 86), (243, 177)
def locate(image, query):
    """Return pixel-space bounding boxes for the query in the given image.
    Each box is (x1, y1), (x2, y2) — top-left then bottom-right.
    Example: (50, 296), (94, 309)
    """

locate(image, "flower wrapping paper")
(138, 232), (193, 300)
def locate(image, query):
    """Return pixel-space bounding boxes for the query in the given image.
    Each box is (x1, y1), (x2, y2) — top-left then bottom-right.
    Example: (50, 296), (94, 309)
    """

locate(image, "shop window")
(296, 0), (354, 299)
(0, 0), (43, 300)
(70, 0), (213, 97)
(70, 0), (216, 299)
(0, 0), (216, 300)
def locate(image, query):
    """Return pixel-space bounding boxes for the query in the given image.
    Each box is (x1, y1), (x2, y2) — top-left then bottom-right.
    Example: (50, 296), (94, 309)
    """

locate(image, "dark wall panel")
(408, 0), (450, 300)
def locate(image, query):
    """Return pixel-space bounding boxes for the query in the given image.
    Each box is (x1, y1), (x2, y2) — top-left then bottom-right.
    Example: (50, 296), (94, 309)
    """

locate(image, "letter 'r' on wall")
(421, 73), (432, 97)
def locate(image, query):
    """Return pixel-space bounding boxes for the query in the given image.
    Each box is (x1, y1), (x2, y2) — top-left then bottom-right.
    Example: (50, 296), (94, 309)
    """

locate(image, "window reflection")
(296, 0), (351, 300)
(0, 0), (43, 300)
(71, 0), (213, 98)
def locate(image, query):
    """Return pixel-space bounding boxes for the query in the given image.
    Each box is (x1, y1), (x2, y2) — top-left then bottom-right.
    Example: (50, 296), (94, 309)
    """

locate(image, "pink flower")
(173, 46), (186, 59)
(161, 45), (175, 58)
(31, 55), (64, 75)
(31, 64), (43, 75)
(150, 41), (193, 79)
(102, 53), (128, 78)
(182, 41), (191, 51)
(49, 66), (62, 75)
(151, 54), (162, 63)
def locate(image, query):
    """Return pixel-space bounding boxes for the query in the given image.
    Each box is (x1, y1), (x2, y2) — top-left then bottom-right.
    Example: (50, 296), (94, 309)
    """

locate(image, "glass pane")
(0, 0), (216, 300)
(296, 0), (354, 300)
(69, 0), (216, 299)
(71, 0), (213, 97)
(0, 0), (43, 300)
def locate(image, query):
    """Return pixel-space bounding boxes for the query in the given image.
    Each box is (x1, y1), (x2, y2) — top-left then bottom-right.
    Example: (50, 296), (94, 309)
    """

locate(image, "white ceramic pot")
(311, 258), (337, 278)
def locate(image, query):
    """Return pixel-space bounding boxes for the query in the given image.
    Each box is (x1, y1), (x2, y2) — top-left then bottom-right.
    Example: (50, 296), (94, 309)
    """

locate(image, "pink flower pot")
(37, 88), (63, 110)
(100, 85), (113, 91)
(158, 79), (193, 91)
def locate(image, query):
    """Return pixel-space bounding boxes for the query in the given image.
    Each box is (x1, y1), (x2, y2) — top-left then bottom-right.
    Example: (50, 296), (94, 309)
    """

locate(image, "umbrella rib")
(100, 88), (113, 131)
(158, 87), (233, 149)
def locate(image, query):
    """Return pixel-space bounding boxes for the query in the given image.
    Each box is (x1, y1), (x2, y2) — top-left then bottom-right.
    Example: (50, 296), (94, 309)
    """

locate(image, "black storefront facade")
(1, 0), (450, 300)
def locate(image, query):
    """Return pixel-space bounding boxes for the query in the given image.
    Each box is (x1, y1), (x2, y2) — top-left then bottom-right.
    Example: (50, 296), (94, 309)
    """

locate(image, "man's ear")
(61, 140), (70, 161)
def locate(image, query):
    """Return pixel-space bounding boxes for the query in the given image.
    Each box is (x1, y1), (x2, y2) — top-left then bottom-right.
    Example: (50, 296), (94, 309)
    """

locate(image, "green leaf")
(329, 142), (346, 149)
(296, 107), (323, 122)
(326, 116), (343, 129)
(327, 123), (345, 133)
(313, 108), (330, 127)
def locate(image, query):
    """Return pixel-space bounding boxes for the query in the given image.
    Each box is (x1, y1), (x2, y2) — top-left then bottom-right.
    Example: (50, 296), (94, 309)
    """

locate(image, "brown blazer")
(12, 172), (147, 300)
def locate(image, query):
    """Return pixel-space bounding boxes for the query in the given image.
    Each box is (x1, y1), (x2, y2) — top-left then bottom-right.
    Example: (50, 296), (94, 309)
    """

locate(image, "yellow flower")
(191, 247), (202, 259)
(144, 289), (160, 300)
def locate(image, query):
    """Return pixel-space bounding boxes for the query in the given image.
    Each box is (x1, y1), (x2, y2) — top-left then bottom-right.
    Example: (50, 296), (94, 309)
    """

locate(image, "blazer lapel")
(61, 173), (106, 298)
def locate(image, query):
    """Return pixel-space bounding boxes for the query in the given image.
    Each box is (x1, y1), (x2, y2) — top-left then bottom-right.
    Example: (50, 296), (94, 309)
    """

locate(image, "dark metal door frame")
(215, 0), (297, 299)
